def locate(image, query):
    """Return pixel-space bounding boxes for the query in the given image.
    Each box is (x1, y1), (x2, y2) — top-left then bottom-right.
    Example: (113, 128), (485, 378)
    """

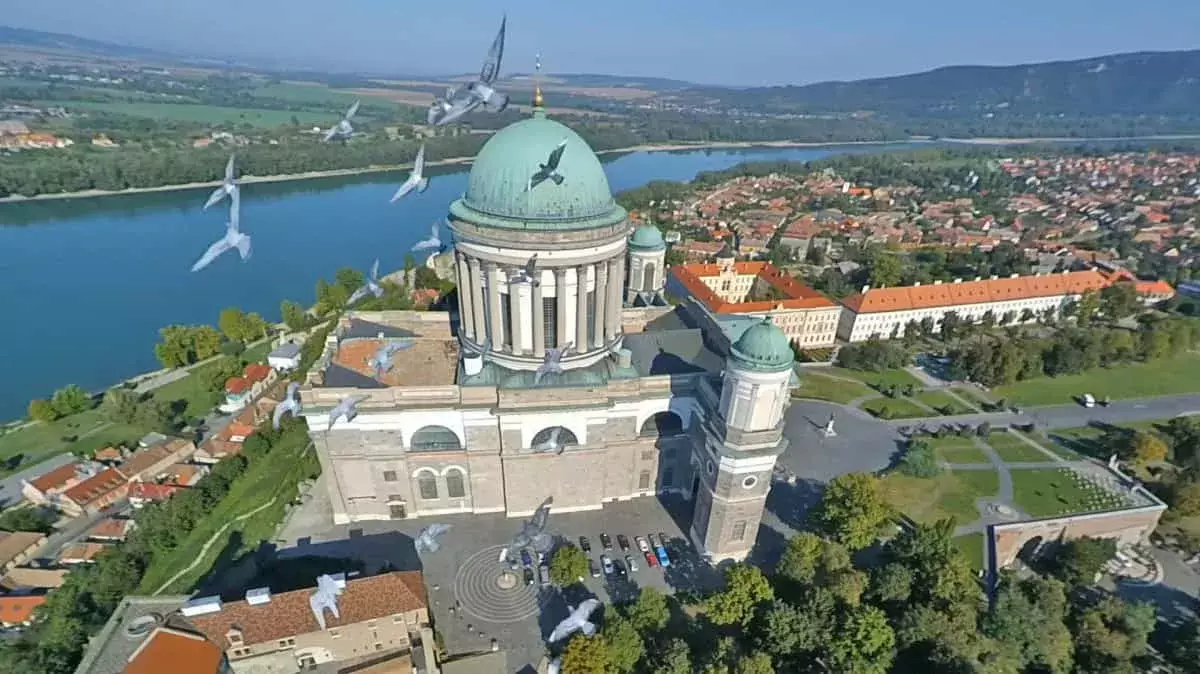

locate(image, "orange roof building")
(837, 270), (1113, 342)
(0, 595), (45, 627)
(668, 259), (841, 347)
(60, 468), (129, 517)
(123, 627), (227, 674)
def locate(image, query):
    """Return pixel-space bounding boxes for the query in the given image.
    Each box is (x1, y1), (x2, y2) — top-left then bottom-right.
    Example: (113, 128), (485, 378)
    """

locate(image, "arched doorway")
(639, 411), (684, 438)
(410, 425), (462, 451)
(642, 262), (656, 292)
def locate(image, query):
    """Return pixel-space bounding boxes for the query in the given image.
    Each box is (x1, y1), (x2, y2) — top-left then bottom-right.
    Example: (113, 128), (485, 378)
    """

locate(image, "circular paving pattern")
(454, 545), (540, 624)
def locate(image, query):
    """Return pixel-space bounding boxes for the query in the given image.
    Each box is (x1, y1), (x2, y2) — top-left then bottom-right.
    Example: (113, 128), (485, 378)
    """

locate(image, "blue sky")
(6, 0), (1199, 85)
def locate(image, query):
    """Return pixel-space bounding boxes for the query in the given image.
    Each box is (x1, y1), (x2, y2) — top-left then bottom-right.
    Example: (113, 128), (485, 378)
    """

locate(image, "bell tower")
(690, 317), (793, 562)
(626, 225), (667, 304)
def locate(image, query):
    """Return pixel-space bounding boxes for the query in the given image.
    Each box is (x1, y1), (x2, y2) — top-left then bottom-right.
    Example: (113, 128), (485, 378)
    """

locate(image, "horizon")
(3, 0), (1199, 86)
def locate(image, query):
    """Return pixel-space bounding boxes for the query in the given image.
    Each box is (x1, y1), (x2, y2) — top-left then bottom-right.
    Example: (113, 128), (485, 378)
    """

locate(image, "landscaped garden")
(879, 468), (1000, 525)
(832, 366), (924, 391)
(1010, 467), (1133, 517)
(927, 436), (989, 464)
(983, 431), (1056, 463)
(862, 396), (930, 420)
(914, 390), (976, 415)
(793, 371), (874, 404)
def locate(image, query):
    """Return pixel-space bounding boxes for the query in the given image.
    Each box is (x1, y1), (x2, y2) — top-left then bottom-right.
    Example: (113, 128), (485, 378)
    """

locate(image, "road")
(886, 394), (1200, 432)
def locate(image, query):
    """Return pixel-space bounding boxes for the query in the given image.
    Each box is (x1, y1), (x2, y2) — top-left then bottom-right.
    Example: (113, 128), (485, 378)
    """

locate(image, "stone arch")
(412, 468), (439, 500)
(409, 425), (463, 451)
(530, 426), (579, 451)
(639, 411), (685, 438)
(443, 466), (467, 499)
(642, 261), (656, 291)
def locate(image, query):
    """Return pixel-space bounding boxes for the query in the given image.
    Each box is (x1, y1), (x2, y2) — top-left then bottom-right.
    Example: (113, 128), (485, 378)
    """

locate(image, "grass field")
(993, 354), (1200, 406)
(255, 82), (362, 105)
(915, 390), (975, 415)
(953, 532), (986, 571)
(862, 397), (930, 420)
(927, 436), (990, 464)
(46, 100), (335, 128)
(880, 469), (1000, 525)
(952, 387), (994, 409)
(1043, 418), (1170, 460)
(833, 367), (924, 391)
(1010, 467), (1133, 518)
(793, 372), (874, 404)
(984, 432), (1056, 463)
(151, 343), (271, 422)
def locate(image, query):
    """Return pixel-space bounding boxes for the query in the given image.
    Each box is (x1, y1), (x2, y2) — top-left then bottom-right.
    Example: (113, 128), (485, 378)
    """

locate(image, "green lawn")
(44, 100), (335, 128)
(914, 390), (975, 415)
(862, 397), (931, 420)
(832, 367), (924, 391)
(152, 343), (272, 422)
(951, 387), (993, 409)
(1010, 468), (1133, 518)
(984, 432), (1056, 463)
(794, 372), (874, 404)
(0, 410), (109, 476)
(953, 532), (986, 571)
(928, 436), (990, 464)
(1043, 418), (1171, 461)
(993, 354), (1200, 406)
(255, 82), (362, 105)
(880, 469), (1000, 525)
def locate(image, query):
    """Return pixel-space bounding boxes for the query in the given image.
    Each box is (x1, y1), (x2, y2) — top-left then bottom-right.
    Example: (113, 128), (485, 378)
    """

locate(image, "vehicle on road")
(626, 554), (638, 572)
(589, 559), (601, 578)
(601, 554), (615, 575)
(1080, 393), (1096, 408)
(644, 550), (659, 568)
(635, 536), (650, 553)
(617, 534), (630, 551)
(520, 549), (533, 568)
(655, 544), (671, 568)
(613, 558), (626, 576)
(600, 533), (613, 550)
(523, 567), (535, 585)
(579, 536), (591, 553)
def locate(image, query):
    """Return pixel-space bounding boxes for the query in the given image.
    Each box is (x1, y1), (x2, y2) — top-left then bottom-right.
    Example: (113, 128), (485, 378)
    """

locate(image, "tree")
(414, 266), (442, 290)
(704, 564), (774, 626)
(1075, 289), (1102, 325)
(100, 389), (141, 425)
(335, 267), (365, 295)
(734, 652), (774, 674)
(808, 473), (892, 550)
(548, 544), (589, 586)
(601, 615), (644, 673)
(1054, 536), (1116, 586)
(625, 587), (669, 633)
(867, 250), (903, 288)
(897, 439), (940, 478)
(27, 398), (59, 422)
(1100, 283), (1140, 320)
(219, 307), (249, 342)
(560, 632), (611, 674)
(1170, 480), (1200, 516)
(1124, 431), (1168, 465)
(0, 507), (56, 533)
(1071, 596), (1155, 674)
(280, 300), (310, 331)
(827, 605), (896, 674)
(133, 399), (174, 433)
(154, 325), (223, 368)
(650, 638), (693, 674)
(50, 385), (93, 417)
(983, 574), (1073, 674)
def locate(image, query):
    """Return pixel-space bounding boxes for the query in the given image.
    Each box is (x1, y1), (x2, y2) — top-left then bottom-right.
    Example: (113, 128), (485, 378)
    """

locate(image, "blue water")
(0, 143), (925, 419)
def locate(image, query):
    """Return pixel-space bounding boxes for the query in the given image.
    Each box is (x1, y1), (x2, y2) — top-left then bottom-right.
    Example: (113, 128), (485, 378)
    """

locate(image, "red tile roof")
(117, 440), (192, 480)
(842, 270), (1111, 314)
(243, 363), (271, 383)
(189, 571), (427, 648)
(0, 596), (44, 625)
(27, 462), (80, 493)
(671, 261), (838, 313)
(89, 518), (134, 541)
(129, 483), (186, 503)
(123, 627), (225, 674)
(62, 468), (128, 507)
(224, 377), (250, 395)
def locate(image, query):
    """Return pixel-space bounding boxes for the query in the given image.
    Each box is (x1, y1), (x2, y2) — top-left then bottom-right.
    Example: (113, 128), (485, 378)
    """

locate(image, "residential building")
(0, 595), (46, 628)
(188, 571), (429, 673)
(1, 567), (68, 592)
(123, 627), (229, 674)
(0, 531), (46, 572)
(221, 363), (276, 414)
(129, 482), (187, 508)
(21, 461), (88, 506)
(116, 439), (196, 483)
(267, 342), (302, 371)
(60, 468), (129, 517)
(667, 256), (841, 347)
(74, 595), (194, 674)
(88, 518), (135, 542)
(58, 542), (110, 565)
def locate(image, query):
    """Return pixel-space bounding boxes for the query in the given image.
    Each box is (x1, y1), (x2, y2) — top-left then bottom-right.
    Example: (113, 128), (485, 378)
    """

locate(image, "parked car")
(612, 558), (626, 576)
(520, 549), (533, 568)
(655, 544), (671, 568)
(523, 568), (535, 585)
(644, 550), (659, 568)
(601, 554), (615, 575)
(617, 534), (631, 552)
(579, 536), (592, 553)
(626, 554), (639, 573)
(635, 536), (650, 553)
(600, 533), (613, 550)
(589, 559), (601, 578)
(538, 563), (551, 586)
(1080, 393), (1096, 408)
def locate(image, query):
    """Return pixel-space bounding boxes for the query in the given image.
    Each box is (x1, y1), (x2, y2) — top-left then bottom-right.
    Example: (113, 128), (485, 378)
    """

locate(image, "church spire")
(532, 52), (545, 115)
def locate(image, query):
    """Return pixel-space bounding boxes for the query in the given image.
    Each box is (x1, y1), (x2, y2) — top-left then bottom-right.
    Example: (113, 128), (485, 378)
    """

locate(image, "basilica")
(299, 90), (796, 563)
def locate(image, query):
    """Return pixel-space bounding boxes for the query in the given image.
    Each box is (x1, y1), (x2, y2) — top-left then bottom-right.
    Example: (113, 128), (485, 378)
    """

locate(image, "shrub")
(27, 398), (59, 423)
(897, 440), (941, 478)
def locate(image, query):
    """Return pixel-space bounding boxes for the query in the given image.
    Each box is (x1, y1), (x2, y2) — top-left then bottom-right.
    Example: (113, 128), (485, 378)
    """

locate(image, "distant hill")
(687, 50), (1200, 116)
(0, 25), (174, 61)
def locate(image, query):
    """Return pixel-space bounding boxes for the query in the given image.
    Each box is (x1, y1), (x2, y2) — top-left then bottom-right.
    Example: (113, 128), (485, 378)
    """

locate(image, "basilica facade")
(300, 98), (796, 562)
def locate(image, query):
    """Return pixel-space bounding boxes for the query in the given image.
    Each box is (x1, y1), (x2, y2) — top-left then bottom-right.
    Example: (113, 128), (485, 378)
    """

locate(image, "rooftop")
(73, 595), (192, 674)
(58, 541), (109, 563)
(268, 342), (302, 359)
(122, 627), (225, 674)
(63, 468), (128, 507)
(116, 439), (192, 480)
(0, 595), (45, 624)
(1, 567), (67, 591)
(325, 338), (460, 388)
(671, 261), (839, 313)
(0, 531), (44, 565)
(842, 270), (1110, 314)
(27, 461), (80, 492)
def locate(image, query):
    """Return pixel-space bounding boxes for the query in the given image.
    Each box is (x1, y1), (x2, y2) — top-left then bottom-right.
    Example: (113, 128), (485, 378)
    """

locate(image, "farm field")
(44, 100), (336, 127)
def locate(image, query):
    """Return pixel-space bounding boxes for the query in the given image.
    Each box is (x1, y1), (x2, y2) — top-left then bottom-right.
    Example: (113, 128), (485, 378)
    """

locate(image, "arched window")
(410, 426), (462, 451)
(445, 469), (466, 498)
(642, 262), (656, 291)
(639, 411), (684, 438)
(416, 472), (438, 500)
(530, 426), (579, 452)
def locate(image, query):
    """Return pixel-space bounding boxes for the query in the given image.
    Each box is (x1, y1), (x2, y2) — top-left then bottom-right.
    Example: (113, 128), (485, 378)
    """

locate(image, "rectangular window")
(732, 520), (747, 542)
(638, 471), (651, 490)
(641, 450), (654, 461)
(662, 466), (674, 487)
(367, 620), (377, 629)
(500, 293), (513, 349)
(543, 296), (557, 348)
(382, 470), (397, 482)
(393, 614), (405, 624)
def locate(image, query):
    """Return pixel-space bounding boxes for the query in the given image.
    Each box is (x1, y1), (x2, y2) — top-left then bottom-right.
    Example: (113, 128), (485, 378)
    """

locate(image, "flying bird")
(203, 154), (238, 210)
(412, 221), (442, 252)
(347, 259), (385, 306)
(414, 524), (452, 553)
(528, 140), (567, 191)
(427, 17), (509, 126)
(272, 382), (302, 430)
(391, 144), (429, 202)
(507, 254), (539, 287)
(533, 343), (572, 384)
(324, 99), (360, 142)
(532, 426), (568, 455)
(498, 496), (553, 563)
(326, 394), (369, 431)
(368, 340), (412, 378)
(191, 190), (251, 272)
(548, 599), (601, 643)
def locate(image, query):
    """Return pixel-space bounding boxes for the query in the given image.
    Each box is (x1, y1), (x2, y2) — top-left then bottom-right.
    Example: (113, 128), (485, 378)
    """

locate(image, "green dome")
(730, 318), (794, 372)
(451, 112), (626, 230)
(629, 225), (666, 251)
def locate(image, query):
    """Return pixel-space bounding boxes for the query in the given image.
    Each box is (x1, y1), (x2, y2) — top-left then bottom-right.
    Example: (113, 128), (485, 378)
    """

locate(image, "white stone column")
(468, 257), (486, 344)
(532, 276), (545, 358)
(509, 269), (525, 355)
(486, 262), (504, 350)
(593, 262), (608, 349)
(456, 252), (476, 341)
(605, 257), (624, 341)
(575, 265), (589, 351)
(555, 268), (569, 349)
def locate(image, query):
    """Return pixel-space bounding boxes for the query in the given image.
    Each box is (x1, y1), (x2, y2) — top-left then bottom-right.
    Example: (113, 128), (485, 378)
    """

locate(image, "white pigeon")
(507, 254), (539, 287)
(347, 259), (385, 306)
(411, 221), (442, 252)
(534, 343), (572, 384)
(414, 524), (452, 553)
(548, 599), (601, 643)
(324, 99), (360, 142)
(203, 154), (237, 210)
(390, 144), (429, 203)
(533, 427), (566, 454)
(192, 189), (251, 272)
(326, 394), (369, 431)
(272, 382), (302, 430)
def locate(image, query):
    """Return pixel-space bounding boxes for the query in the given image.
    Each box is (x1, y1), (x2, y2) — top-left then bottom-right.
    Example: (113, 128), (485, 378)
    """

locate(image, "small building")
(0, 567), (68, 592)
(267, 343), (302, 371)
(0, 595), (46, 628)
(21, 461), (87, 506)
(59, 468), (129, 517)
(165, 463), (207, 487)
(128, 483), (187, 509)
(92, 446), (128, 464)
(88, 518), (135, 542)
(220, 364), (276, 414)
(57, 541), (109, 565)
(117, 439), (196, 483)
(0, 531), (46, 572)
(123, 626), (229, 674)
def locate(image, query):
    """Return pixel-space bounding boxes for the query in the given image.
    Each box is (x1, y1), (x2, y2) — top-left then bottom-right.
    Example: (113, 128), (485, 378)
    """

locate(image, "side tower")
(626, 224), (667, 304)
(690, 317), (793, 563)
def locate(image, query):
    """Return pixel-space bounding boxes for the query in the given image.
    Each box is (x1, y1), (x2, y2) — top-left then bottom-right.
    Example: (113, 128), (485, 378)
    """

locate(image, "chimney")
(933, 280), (943, 285)
(954, 278), (962, 283)
(1010, 273), (1019, 278)
(861, 285), (871, 294)
(181, 595), (222, 617)
(913, 281), (921, 287)
(974, 276), (982, 282)
(246, 587), (271, 606)
(990, 275), (998, 280)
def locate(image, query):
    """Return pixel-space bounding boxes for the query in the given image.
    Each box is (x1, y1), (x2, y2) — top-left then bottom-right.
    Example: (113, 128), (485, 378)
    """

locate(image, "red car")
(644, 549), (659, 568)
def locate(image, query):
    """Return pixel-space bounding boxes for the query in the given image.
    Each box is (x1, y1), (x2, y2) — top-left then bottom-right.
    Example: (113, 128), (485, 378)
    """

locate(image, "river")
(0, 142), (926, 419)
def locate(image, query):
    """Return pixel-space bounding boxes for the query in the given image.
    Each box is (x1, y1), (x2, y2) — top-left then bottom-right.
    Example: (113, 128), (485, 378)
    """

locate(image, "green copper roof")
(629, 225), (666, 251)
(451, 111), (626, 230)
(730, 318), (794, 372)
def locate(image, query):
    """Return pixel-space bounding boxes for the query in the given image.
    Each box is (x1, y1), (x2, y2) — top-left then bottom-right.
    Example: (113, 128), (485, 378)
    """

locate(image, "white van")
(1081, 393), (1096, 408)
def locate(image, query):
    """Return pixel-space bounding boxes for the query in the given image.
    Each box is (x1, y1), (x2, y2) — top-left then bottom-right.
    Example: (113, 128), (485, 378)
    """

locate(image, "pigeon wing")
(234, 234), (252, 261)
(272, 400), (287, 430)
(323, 126), (338, 142)
(345, 99), (360, 121)
(413, 144), (425, 175)
(224, 154), (236, 182)
(546, 140), (567, 170)
(347, 285), (370, 306)
(390, 178), (416, 203)
(479, 16), (506, 83)
(191, 237), (233, 272)
(203, 185), (226, 210)
(370, 259), (380, 281)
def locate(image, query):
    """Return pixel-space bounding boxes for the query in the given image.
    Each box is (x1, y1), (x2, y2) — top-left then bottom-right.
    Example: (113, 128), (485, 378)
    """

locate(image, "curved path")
(151, 496), (281, 595)
(453, 545), (540, 624)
